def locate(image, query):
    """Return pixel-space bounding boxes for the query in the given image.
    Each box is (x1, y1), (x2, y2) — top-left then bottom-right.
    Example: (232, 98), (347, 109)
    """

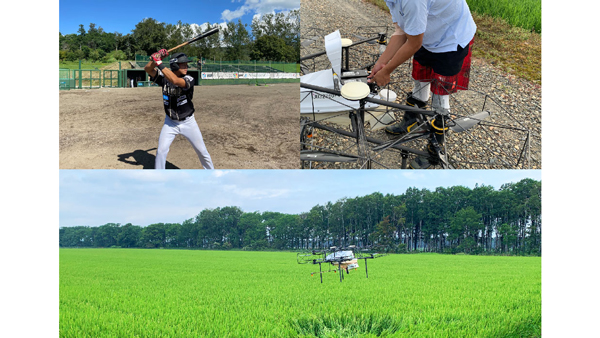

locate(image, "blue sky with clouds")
(59, 0), (300, 35)
(59, 169), (541, 227)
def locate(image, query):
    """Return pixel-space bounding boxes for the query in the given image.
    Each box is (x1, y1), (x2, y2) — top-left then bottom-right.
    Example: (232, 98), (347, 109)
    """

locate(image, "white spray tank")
(370, 88), (398, 131)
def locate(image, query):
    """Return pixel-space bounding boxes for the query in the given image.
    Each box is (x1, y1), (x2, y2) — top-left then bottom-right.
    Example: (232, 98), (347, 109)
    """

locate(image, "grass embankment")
(365, 0), (541, 84)
(60, 249), (541, 337)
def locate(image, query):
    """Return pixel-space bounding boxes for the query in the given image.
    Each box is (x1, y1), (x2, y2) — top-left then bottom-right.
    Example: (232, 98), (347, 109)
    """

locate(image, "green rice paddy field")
(60, 249), (540, 337)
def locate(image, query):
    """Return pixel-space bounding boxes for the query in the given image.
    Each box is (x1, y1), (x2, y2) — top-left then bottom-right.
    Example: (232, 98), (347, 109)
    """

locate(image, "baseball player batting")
(144, 49), (214, 169)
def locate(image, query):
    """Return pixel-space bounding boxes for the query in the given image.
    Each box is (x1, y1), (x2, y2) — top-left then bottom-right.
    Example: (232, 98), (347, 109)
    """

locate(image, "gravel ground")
(300, 0), (541, 169)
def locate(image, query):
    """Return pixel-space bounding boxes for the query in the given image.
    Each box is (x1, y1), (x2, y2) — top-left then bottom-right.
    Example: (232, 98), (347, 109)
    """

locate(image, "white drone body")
(325, 250), (359, 270)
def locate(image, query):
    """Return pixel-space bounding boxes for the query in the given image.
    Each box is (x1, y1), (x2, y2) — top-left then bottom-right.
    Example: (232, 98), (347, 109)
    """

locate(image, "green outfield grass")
(60, 249), (541, 337)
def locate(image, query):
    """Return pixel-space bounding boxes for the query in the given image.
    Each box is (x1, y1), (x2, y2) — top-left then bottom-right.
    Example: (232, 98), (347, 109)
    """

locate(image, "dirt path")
(60, 83), (299, 169)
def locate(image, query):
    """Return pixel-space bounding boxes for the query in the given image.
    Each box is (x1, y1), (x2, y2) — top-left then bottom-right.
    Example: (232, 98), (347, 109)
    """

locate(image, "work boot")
(409, 116), (451, 169)
(409, 143), (438, 169)
(385, 93), (427, 135)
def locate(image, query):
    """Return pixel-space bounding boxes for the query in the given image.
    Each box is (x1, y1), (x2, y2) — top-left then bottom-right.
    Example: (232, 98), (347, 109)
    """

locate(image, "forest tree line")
(59, 11), (299, 63)
(60, 179), (541, 256)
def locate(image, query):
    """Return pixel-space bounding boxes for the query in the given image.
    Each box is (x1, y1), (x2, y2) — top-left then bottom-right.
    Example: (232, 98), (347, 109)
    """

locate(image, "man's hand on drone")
(369, 63), (386, 77)
(368, 66), (391, 87)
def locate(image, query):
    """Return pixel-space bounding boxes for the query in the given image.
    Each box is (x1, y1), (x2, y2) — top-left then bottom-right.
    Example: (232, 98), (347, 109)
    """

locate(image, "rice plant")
(60, 249), (541, 337)
(467, 0), (542, 32)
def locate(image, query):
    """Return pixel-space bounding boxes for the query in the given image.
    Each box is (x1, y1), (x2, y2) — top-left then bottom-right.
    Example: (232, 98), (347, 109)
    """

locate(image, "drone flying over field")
(297, 245), (386, 283)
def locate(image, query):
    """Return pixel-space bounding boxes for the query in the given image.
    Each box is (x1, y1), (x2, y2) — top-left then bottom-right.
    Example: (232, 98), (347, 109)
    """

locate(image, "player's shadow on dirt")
(117, 148), (180, 169)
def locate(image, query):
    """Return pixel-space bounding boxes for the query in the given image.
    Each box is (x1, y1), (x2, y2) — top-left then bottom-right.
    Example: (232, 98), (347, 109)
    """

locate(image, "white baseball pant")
(155, 115), (214, 169)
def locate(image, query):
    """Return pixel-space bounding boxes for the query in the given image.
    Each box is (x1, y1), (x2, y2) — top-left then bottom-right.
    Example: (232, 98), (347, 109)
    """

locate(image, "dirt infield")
(59, 83), (299, 169)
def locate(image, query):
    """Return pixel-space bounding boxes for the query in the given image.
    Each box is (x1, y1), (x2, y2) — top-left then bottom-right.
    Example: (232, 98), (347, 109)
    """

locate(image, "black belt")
(168, 113), (193, 121)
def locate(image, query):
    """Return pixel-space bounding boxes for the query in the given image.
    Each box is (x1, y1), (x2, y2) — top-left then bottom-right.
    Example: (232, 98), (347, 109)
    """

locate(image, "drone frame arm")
(300, 83), (435, 116)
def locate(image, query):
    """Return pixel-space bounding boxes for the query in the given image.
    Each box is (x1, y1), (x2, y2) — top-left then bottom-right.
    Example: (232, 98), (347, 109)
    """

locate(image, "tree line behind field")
(59, 11), (299, 64)
(60, 179), (541, 256)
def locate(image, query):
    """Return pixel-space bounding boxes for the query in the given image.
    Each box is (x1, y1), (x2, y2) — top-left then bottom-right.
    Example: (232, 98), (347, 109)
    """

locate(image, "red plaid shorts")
(412, 39), (474, 95)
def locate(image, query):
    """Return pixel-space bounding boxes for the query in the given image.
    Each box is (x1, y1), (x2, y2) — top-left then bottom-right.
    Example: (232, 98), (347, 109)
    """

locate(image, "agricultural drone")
(299, 27), (532, 169)
(297, 245), (386, 283)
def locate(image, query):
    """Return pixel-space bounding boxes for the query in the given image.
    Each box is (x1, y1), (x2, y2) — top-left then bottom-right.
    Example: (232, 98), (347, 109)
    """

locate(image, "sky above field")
(59, 170), (541, 227)
(59, 0), (300, 35)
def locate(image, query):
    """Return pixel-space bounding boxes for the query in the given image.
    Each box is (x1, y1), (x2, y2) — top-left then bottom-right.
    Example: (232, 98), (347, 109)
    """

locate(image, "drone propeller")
(297, 252), (323, 264)
(449, 111), (491, 132)
(352, 34), (377, 44)
(302, 37), (320, 47)
(371, 110), (492, 153)
(357, 244), (388, 255)
(300, 150), (360, 163)
(354, 250), (387, 261)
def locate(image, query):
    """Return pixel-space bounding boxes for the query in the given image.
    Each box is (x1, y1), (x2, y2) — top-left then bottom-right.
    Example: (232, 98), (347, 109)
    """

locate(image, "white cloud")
(222, 8), (249, 22)
(221, 0), (299, 22)
(116, 170), (189, 183)
(236, 187), (289, 199)
(190, 23), (202, 33)
(401, 171), (426, 181)
(213, 170), (233, 178)
(221, 184), (289, 200)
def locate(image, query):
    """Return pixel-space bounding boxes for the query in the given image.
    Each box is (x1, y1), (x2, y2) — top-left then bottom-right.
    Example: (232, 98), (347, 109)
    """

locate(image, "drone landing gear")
(349, 107), (371, 169)
(401, 150), (409, 169)
(319, 262), (323, 283)
(339, 81), (373, 169)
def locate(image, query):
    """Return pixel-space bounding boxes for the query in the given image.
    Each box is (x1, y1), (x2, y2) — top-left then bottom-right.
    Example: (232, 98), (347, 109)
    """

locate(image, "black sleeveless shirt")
(151, 70), (195, 121)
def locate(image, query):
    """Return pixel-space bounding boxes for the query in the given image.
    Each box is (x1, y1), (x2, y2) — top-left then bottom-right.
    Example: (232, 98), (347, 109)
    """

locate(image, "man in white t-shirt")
(368, 0), (477, 140)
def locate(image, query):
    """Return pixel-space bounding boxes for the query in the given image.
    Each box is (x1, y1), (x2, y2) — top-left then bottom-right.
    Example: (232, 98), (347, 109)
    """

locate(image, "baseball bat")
(167, 27), (220, 53)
